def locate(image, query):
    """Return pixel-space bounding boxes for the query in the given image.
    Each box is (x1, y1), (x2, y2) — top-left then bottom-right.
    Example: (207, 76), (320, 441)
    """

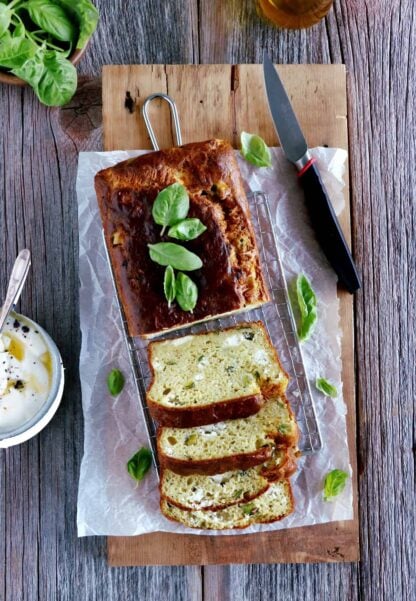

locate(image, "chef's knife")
(263, 52), (361, 293)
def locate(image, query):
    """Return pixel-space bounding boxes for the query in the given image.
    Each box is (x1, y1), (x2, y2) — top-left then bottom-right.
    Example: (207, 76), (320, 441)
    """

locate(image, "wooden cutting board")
(102, 64), (359, 565)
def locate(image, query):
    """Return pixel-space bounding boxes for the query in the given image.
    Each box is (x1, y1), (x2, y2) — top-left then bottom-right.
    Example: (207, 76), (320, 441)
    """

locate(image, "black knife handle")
(298, 162), (361, 293)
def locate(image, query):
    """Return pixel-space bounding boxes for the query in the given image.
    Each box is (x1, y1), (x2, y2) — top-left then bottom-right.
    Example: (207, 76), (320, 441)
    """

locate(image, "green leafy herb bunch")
(0, 0), (99, 106)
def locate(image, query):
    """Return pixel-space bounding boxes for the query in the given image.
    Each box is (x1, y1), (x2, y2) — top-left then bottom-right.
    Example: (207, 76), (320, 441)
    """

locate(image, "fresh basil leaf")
(0, 4), (11, 37)
(36, 50), (77, 106)
(152, 183), (189, 235)
(0, 31), (38, 69)
(54, 0), (99, 49)
(240, 131), (272, 167)
(168, 218), (207, 241)
(107, 368), (125, 396)
(12, 48), (77, 106)
(163, 265), (176, 307)
(27, 0), (76, 43)
(295, 274), (317, 341)
(323, 469), (349, 501)
(127, 447), (153, 482)
(11, 49), (45, 86)
(175, 272), (198, 312)
(148, 242), (202, 271)
(316, 377), (338, 398)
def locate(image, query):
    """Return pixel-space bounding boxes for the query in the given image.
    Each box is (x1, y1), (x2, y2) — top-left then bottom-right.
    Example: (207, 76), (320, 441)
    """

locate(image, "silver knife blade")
(263, 52), (308, 165)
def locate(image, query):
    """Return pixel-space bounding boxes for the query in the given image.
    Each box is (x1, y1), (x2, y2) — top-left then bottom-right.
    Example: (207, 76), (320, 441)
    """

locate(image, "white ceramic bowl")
(0, 312), (64, 448)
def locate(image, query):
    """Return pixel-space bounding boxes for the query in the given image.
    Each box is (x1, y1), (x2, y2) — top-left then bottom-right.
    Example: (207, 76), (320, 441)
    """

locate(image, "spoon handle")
(0, 249), (31, 333)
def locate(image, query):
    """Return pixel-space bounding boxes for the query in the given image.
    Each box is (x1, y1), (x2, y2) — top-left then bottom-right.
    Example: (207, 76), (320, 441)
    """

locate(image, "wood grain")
(103, 63), (358, 566)
(0, 0), (414, 598)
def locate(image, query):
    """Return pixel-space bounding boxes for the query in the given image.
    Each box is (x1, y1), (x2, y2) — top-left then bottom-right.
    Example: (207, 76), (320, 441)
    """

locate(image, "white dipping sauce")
(0, 316), (51, 433)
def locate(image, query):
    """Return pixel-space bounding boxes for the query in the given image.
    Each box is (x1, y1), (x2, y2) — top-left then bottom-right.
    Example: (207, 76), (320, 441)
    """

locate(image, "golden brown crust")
(160, 481), (295, 529)
(159, 470), (270, 513)
(156, 391), (299, 477)
(157, 439), (274, 476)
(145, 321), (290, 427)
(95, 140), (270, 338)
(148, 393), (265, 428)
(259, 447), (298, 482)
(159, 447), (297, 512)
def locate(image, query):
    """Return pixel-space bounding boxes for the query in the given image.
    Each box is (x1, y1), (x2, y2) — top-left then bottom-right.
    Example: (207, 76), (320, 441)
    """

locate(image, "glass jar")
(257, 0), (334, 29)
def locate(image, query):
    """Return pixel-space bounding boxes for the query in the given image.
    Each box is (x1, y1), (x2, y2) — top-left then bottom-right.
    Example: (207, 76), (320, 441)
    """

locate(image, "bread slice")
(157, 396), (299, 475)
(95, 139), (269, 338)
(161, 480), (294, 530)
(147, 322), (289, 427)
(160, 448), (297, 511)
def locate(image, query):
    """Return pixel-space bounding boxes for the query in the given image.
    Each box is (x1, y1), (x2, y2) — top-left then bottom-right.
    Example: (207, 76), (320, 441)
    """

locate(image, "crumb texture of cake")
(161, 480), (294, 530)
(160, 448), (297, 511)
(94, 139), (269, 338)
(157, 396), (298, 475)
(147, 322), (289, 427)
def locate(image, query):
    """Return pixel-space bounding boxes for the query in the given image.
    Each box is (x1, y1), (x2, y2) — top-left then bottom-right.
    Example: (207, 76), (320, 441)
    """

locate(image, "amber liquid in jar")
(257, 0), (334, 29)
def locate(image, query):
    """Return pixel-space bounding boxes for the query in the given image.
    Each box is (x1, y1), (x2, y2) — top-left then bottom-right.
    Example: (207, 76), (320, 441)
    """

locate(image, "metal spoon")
(0, 249), (31, 334)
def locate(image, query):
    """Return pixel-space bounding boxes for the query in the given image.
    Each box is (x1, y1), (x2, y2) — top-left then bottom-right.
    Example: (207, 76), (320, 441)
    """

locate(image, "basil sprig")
(175, 272), (198, 312)
(107, 368), (125, 396)
(163, 266), (176, 308)
(127, 447), (153, 483)
(149, 183), (207, 311)
(0, 0), (99, 106)
(152, 183), (189, 236)
(316, 377), (338, 398)
(54, 0), (99, 49)
(323, 469), (349, 501)
(240, 132), (272, 167)
(27, 0), (77, 42)
(148, 242), (202, 271)
(168, 218), (207, 241)
(295, 274), (317, 341)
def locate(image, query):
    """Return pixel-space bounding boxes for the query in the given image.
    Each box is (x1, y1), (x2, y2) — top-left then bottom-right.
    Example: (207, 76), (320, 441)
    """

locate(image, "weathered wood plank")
(103, 63), (358, 566)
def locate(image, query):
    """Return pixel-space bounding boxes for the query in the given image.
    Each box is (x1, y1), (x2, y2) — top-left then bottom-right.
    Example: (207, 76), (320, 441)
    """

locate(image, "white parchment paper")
(76, 147), (353, 536)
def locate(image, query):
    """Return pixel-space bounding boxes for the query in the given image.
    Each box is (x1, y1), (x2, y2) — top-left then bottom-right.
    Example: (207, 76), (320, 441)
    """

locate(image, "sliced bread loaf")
(160, 448), (297, 511)
(147, 322), (289, 427)
(157, 396), (299, 475)
(161, 479), (294, 530)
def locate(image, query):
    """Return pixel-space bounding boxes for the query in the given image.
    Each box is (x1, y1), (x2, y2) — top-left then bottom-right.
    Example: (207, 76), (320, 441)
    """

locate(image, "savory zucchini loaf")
(147, 322), (289, 427)
(157, 396), (299, 475)
(160, 448), (297, 511)
(161, 480), (294, 530)
(95, 139), (269, 338)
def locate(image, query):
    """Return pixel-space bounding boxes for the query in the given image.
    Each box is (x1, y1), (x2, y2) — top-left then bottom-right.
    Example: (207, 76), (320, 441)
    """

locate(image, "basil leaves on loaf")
(152, 183), (190, 236)
(163, 265), (176, 308)
(168, 218), (207, 241)
(148, 243), (202, 271)
(148, 183), (206, 312)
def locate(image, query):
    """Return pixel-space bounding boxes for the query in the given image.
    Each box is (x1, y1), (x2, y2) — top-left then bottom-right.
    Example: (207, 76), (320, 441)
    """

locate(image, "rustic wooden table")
(0, 1), (414, 599)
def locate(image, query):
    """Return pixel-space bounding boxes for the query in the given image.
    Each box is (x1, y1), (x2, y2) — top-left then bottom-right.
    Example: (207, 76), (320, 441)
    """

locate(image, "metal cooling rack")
(103, 190), (322, 479)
